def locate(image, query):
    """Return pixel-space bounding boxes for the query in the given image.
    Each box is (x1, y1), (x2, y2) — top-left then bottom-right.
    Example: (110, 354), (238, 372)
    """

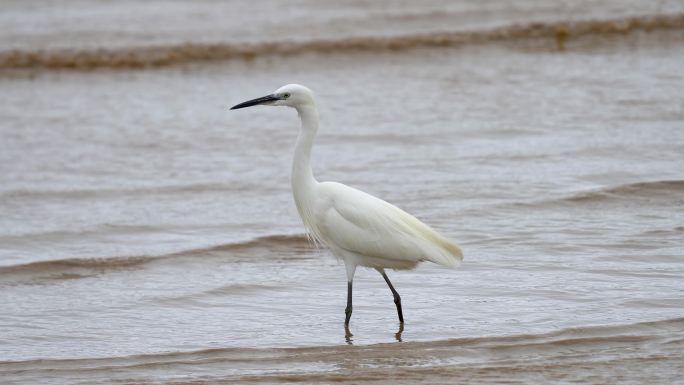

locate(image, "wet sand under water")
(1, 7), (684, 385)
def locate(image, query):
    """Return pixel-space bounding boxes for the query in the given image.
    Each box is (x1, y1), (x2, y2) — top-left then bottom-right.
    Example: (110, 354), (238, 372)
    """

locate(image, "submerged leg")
(379, 269), (404, 323)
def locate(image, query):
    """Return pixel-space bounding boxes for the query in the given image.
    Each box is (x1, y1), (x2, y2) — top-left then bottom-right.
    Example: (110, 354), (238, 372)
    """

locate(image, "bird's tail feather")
(426, 239), (464, 268)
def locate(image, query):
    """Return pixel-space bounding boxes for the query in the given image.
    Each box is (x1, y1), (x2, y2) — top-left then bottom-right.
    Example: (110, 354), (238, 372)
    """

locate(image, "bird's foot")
(344, 324), (353, 344)
(395, 323), (404, 342)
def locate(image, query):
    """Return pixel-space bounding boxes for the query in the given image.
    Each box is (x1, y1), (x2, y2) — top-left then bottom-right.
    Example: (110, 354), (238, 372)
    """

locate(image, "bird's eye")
(283, 93), (291, 99)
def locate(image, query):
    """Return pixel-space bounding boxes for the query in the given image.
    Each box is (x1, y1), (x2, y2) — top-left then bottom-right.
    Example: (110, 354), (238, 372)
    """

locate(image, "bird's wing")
(315, 182), (463, 268)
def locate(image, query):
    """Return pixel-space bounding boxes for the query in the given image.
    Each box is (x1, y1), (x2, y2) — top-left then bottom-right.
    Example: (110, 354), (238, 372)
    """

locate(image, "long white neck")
(292, 104), (319, 213)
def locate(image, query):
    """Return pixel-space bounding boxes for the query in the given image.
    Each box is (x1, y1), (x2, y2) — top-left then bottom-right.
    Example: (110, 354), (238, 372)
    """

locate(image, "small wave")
(188, 233), (311, 254)
(0, 182), (271, 201)
(639, 226), (684, 236)
(512, 179), (684, 208)
(0, 255), (154, 275)
(0, 233), (311, 278)
(153, 283), (282, 307)
(2, 317), (682, 380)
(565, 180), (684, 203)
(1, 13), (682, 70)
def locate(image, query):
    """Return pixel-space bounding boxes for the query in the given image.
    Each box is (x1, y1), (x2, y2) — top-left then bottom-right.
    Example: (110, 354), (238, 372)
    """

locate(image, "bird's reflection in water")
(343, 324), (404, 345)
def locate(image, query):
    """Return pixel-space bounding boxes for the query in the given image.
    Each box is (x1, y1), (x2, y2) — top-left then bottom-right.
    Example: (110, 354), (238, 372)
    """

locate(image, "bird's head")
(230, 84), (315, 110)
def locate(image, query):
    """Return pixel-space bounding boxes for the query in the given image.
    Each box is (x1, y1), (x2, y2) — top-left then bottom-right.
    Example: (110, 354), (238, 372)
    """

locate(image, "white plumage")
(231, 84), (463, 326)
(313, 181), (463, 270)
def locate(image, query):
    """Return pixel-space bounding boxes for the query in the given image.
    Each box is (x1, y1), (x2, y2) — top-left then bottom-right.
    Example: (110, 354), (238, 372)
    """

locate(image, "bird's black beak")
(230, 94), (279, 110)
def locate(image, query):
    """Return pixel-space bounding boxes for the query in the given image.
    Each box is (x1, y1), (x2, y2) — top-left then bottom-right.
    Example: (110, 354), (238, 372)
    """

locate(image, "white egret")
(231, 84), (463, 325)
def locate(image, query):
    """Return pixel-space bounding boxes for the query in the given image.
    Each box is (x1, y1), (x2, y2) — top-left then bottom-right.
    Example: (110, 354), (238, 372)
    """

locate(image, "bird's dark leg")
(380, 270), (404, 323)
(345, 280), (353, 325)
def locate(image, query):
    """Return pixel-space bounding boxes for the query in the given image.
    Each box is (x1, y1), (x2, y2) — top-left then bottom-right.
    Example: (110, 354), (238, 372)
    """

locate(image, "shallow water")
(1, 1), (684, 384)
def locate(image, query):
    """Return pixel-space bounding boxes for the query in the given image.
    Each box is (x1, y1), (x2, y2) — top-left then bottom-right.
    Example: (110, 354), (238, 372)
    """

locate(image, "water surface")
(1, 1), (683, 384)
